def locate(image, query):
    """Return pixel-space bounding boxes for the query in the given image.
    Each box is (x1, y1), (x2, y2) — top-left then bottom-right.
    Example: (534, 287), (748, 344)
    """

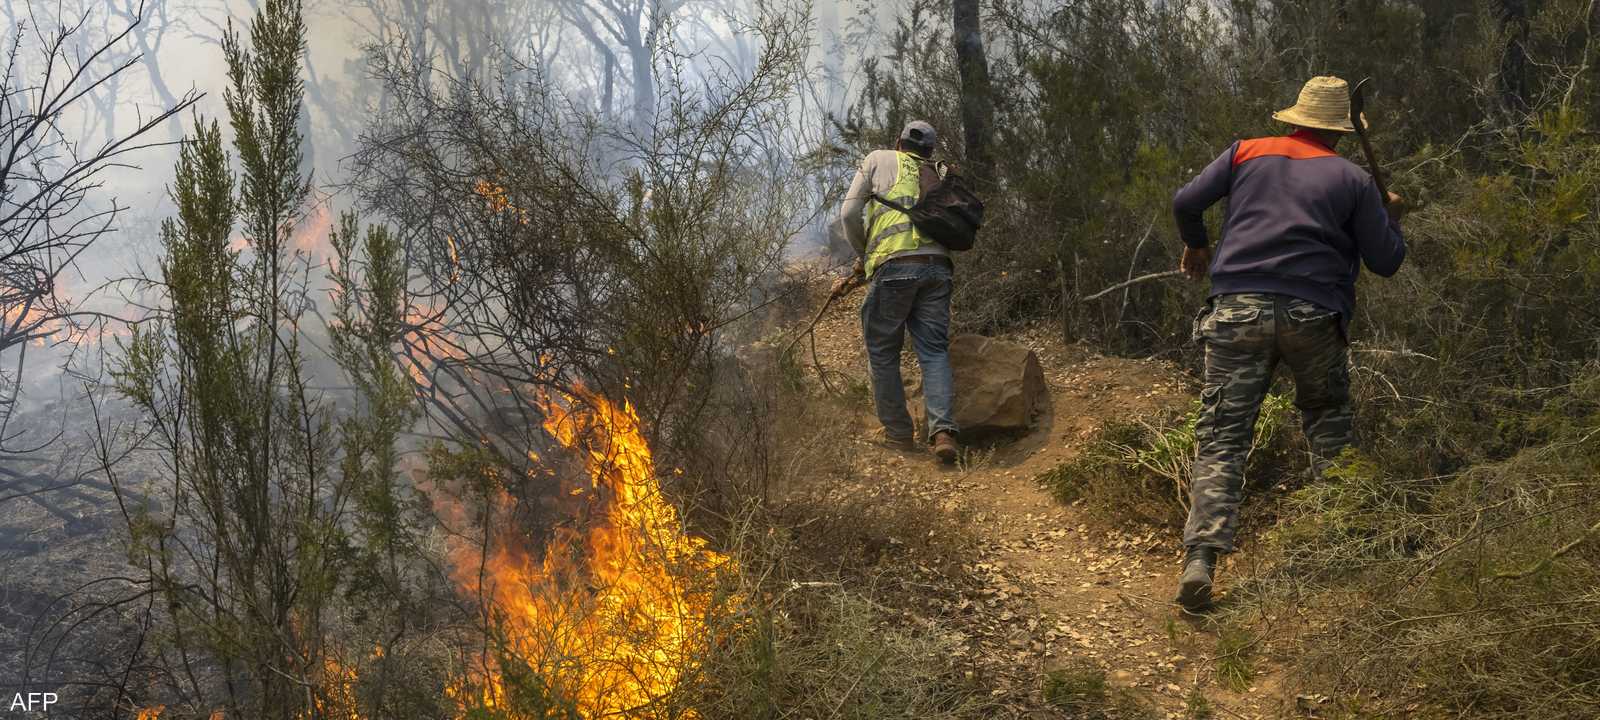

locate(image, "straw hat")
(1272, 76), (1360, 133)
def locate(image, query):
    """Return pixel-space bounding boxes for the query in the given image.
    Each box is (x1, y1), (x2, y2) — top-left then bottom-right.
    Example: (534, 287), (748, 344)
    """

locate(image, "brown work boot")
(874, 429), (918, 452)
(931, 431), (960, 463)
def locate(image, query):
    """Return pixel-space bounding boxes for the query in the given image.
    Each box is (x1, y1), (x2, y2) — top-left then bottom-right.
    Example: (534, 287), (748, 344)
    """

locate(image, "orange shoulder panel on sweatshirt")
(1232, 134), (1338, 166)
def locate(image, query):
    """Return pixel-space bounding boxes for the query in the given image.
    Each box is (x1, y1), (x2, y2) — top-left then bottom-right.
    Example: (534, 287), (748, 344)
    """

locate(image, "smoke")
(5, 0), (894, 416)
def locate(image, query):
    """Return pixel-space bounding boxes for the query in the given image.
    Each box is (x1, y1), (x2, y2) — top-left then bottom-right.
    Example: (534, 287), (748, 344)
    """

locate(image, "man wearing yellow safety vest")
(838, 120), (960, 463)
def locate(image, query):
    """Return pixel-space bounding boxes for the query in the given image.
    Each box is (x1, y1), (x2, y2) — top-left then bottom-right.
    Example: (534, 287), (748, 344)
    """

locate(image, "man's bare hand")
(831, 259), (865, 296)
(1385, 191), (1407, 221)
(1181, 246), (1212, 281)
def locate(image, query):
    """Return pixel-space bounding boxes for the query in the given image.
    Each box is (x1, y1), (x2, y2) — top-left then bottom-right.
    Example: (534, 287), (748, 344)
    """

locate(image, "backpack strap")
(918, 160), (946, 193)
(870, 194), (914, 214)
(868, 153), (944, 216)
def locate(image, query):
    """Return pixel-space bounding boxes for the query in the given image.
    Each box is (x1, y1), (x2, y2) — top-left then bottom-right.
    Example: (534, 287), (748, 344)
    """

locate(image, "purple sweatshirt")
(1172, 130), (1406, 330)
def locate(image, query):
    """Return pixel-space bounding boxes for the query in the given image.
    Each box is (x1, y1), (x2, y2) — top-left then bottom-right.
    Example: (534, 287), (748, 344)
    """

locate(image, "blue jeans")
(861, 260), (957, 442)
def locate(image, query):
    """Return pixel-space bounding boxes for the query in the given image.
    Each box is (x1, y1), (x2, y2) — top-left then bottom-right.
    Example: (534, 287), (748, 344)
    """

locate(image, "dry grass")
(688, 477), (998, 719)
(1225, 442), (1600, 718)
(1040, 661), (1158, 720)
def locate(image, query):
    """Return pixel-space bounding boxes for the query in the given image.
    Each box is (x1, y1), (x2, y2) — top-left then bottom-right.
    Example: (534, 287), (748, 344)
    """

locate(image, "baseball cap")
(900, 120), (937, 148)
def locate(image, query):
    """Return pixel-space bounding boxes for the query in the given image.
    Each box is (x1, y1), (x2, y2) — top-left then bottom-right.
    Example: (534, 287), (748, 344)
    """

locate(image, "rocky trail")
(785, 280), (1290, 719)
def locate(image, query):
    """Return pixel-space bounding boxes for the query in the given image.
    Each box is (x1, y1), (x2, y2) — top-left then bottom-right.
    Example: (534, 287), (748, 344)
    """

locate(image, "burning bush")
(347, 5), (814, 518)
(439, 389), (740, 718)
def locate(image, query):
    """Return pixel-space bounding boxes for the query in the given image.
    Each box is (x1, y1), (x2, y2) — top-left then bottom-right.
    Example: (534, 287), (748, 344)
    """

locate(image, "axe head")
(1350, 77), (1372, 132)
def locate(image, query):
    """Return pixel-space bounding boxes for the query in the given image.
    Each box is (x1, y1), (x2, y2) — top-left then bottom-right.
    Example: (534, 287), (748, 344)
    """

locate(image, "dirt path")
(791, 281), (1289, 719)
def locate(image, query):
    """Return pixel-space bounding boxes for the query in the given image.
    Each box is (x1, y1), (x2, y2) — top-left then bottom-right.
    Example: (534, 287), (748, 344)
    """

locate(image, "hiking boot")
(1176, 546), (1219, 612)
(877, 434), (918, 452)
(931, 431), (960, 463)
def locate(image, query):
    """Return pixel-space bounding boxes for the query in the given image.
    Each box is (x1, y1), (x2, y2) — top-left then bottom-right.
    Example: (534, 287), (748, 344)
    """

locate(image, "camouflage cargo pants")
(1184, 293), (1353, 552)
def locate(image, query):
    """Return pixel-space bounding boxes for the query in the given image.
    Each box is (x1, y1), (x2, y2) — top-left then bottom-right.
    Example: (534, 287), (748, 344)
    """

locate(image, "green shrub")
(1183, 688), (1214, 720)
(692, 499), (991, 720)
(698, 589), (989, 720)
(1265, 450), (1437, 580)
(1042, 662), (1109, 714)
(1038, 395), (1298, 527)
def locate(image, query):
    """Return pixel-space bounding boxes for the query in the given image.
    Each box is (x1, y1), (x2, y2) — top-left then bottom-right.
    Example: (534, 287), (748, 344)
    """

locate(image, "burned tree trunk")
(951, 0), (994, 182)
(628, 22), (657, 138)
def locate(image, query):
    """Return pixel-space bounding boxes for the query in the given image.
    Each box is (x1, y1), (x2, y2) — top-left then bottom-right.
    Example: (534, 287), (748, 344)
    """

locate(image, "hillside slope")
(782, 279), (1290, 719)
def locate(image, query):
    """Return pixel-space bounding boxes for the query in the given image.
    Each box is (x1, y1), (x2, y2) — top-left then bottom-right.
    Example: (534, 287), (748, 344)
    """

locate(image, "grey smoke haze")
(4, 0), (880, 409)
(11, 0), (871, 235)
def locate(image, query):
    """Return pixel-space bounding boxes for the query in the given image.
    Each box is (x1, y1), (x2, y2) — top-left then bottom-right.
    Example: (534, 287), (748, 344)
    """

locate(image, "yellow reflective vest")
(865, 152), (938, 277)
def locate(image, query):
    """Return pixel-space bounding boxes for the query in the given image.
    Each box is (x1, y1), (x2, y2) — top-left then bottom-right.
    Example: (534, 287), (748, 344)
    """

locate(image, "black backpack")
(872, 160), (985, 251)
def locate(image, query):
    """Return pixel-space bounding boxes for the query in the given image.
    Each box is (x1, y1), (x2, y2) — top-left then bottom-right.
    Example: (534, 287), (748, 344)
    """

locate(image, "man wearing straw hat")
(1169, 76), (1408, 611)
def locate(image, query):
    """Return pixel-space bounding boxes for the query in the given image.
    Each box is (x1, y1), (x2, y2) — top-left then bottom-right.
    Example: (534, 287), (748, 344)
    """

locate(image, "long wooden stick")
(778, 280), (860, 396)
(1351, 78), (1390, 201)
(780, 280), (856, 360)
(1080, 270), (1185, 303)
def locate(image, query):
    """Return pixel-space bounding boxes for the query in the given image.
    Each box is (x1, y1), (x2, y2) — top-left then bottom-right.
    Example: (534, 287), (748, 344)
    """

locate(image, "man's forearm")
(841, 200), (867, 254)
(1174, 209), (1211, 249)
(1172, 146), (1235, 249)
(841, 161), (873, 255)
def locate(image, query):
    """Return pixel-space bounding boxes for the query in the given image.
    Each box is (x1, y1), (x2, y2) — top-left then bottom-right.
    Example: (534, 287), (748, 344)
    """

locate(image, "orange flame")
(3, 298), (131, 348)
(139, 707), (221, 720)
(473, 180), (532, 225)
(400, 302), (470, 387)
(448, 388), (732, 717)
(300, 651), (366, 720)
(224, 204), (333, 257)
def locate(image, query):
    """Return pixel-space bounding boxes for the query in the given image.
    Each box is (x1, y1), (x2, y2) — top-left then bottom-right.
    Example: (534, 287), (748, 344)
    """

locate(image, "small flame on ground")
(137, 709), (222, 720)
(301, 652), (366, 720)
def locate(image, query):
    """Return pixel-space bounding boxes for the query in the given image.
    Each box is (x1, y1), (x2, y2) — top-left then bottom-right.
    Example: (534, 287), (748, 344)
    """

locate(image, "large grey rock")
(918, 334), (1046, 439)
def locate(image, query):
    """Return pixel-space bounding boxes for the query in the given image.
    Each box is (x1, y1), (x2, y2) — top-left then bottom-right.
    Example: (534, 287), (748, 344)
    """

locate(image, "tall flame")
(439, 180), (730, 715)
(449, 388), (732, 717)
